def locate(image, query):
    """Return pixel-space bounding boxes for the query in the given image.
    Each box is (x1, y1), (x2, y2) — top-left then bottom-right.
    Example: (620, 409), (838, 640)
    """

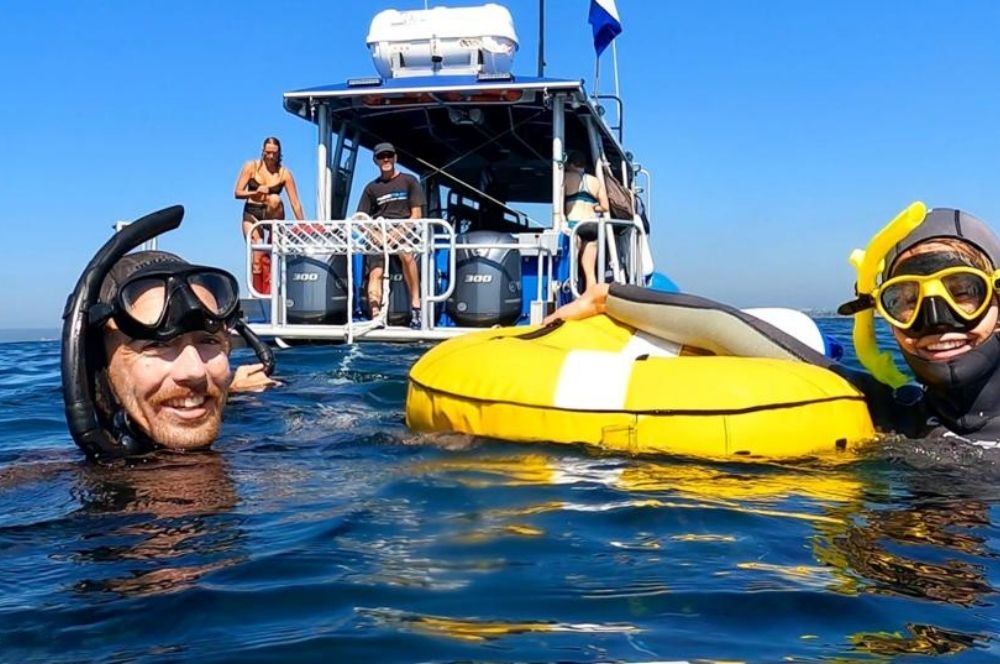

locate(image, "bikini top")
(247, 161), (285, 195)
(564, 173), (598, 205)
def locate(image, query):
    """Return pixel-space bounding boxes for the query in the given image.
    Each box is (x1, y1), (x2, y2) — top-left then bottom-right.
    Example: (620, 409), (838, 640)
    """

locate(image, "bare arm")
(410, 206), (422, 219)
(283, 168), (306, 220)
(234, 162), (260, 201)
(230, 363), (281, 393)
(595, 177), (610, 215)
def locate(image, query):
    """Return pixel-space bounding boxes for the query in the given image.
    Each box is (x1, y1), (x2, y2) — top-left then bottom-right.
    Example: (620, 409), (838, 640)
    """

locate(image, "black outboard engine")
(285, 254), (348, 324)
(447, 230), (522, 327)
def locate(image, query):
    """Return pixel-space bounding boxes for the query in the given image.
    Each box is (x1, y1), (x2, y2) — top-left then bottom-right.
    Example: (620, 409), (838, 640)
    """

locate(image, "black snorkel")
(61, 205), (275, 461)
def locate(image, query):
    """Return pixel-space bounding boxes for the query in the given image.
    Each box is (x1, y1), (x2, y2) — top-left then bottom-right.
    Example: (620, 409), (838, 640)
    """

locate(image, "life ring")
(406, 288), (876, 459)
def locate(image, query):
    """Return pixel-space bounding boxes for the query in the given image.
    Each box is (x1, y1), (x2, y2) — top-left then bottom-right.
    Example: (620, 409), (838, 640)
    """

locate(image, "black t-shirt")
(357, 172), (425, 219)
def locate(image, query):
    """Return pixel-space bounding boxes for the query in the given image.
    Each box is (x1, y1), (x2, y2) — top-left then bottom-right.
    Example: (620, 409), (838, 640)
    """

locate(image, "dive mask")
(91, 263), (241, 341)
(875, 257), (1000, 335)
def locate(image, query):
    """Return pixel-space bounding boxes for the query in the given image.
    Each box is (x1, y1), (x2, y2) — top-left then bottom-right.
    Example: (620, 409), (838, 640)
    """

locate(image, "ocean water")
(1, 318), (999, 663)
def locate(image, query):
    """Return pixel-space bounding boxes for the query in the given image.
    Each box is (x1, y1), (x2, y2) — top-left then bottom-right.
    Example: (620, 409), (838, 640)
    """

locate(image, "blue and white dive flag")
(588, 0), (622, 56)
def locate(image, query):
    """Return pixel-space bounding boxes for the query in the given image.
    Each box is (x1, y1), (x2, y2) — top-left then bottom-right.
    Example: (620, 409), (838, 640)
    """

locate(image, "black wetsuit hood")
(905, 333), (1000, 439)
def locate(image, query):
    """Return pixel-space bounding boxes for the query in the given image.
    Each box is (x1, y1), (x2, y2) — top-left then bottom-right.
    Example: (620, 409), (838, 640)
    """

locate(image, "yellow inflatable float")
(406, 288), (877, 459)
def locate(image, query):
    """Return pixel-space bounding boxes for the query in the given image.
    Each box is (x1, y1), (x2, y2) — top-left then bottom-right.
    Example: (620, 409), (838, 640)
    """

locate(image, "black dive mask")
(61, 206), (274, 461)
(90, 265), (241, 341)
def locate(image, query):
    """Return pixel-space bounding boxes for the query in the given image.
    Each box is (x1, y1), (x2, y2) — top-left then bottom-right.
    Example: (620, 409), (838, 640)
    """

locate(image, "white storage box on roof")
(367, 4), (518, 79)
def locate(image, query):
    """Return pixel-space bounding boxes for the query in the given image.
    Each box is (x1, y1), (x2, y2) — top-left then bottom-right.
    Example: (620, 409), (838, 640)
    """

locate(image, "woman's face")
(262, 142), (280, 165)
(890, 240), (999, 362)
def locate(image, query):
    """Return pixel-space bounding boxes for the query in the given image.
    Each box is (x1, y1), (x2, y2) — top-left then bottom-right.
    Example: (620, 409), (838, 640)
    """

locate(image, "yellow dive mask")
(875, 265), (1000, 331)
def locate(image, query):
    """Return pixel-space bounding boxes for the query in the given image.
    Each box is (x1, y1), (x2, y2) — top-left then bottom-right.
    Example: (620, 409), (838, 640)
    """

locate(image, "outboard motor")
(286, 254), (348, 324)
(447, 230), (522, 327)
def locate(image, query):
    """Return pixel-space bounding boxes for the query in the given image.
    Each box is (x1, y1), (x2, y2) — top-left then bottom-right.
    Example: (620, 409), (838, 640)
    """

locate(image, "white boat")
(243, 3), (676, 343)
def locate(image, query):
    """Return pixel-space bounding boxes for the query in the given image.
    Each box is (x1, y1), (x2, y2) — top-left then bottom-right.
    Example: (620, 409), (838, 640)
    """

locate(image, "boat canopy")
(284, 75), (629, 205)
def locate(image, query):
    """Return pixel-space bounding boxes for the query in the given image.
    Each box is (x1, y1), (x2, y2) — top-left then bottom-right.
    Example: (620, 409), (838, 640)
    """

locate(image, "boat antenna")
(537, 0), (546, 77)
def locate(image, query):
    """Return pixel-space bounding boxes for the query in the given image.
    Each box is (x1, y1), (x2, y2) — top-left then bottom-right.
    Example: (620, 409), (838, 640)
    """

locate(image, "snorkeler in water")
(546, 205), (1000, 448)
(61, 205), (277, 461)
(836, 206), (1000, 445)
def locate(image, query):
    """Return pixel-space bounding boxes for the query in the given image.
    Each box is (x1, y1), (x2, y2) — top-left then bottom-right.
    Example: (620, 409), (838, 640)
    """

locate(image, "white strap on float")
(553, 331), (681, 411)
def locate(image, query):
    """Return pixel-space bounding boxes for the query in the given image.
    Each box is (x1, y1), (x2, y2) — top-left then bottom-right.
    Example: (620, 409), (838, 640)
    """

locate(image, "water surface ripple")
(1, 321), (998, 662)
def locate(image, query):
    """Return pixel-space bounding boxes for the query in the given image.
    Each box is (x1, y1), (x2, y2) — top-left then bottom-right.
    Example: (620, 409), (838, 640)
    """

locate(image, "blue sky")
(3, 1), (999, 327)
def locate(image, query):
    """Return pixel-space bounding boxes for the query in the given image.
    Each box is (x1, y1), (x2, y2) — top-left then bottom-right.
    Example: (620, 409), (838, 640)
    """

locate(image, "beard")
(115, 382), (229, 451)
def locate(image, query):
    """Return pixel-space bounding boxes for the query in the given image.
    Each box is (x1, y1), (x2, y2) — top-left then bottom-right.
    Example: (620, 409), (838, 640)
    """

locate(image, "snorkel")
(61, 205), (275, 461)
(841, 201), (927, 388)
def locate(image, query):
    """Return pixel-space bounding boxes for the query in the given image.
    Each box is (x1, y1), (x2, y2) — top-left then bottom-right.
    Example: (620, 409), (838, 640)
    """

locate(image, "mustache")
(151, 382), (227, 407)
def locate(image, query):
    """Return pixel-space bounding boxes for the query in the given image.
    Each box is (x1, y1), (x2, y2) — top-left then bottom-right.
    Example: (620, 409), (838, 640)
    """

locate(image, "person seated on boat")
(234, 137), (306, 294)
(544, 207), (1000, 448)
(357, 142), (424, 329)
(564, 150), (610, 291)
(62, 206), (278, 461)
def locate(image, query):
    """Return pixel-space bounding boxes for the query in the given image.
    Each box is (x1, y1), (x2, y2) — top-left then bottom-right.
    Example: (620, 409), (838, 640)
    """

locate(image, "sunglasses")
(874, 266), (1000, 330)
(375, 152), (395, 161)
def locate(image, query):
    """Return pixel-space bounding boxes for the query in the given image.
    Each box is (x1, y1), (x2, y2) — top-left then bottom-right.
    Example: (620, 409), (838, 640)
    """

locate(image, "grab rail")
(245, 218), (559, 332)
(566, 216), (649, 299)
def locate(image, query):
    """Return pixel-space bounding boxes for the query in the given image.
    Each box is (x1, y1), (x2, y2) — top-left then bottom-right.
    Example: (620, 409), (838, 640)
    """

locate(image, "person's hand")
(230, 363), (280, 393)
(542, 283), (610, 325)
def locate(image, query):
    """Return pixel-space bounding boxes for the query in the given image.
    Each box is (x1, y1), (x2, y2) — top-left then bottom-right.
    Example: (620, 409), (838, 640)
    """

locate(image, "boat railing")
(566, 217), (650, 298)
(244, 217), (559, 341)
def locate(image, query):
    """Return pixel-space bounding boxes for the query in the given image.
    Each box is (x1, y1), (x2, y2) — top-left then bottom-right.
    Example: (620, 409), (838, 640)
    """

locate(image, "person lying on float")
(61, 205), (278, 462)
(545, 205), (1000, 447)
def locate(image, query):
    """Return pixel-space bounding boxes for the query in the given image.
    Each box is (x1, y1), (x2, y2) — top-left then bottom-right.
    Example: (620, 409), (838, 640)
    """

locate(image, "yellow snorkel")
(845, 201), (927, 388)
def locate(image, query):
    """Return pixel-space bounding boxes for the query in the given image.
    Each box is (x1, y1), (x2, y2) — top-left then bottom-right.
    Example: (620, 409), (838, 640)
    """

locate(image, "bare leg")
(400, 253), (421, 309)
(581, 241), (598, 291)
(367, 266), (384, 317)
(243, 215), (268, 293)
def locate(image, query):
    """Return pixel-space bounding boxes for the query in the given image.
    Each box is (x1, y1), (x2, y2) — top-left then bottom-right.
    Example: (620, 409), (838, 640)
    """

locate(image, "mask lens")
(941, 271), (988, 316)
(119, 277), (169, 326)
(187, 271), (238, 317)
(879, 280), (920, 327)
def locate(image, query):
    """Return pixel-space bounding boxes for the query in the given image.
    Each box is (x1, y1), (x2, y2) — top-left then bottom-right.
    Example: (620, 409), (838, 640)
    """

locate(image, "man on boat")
(61, 206), (277, 461)
(357, 142), (424, 329)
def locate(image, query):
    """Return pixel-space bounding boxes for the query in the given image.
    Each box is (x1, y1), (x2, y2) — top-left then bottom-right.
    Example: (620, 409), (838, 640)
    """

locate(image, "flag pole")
(594, 52), (601, 100)
(611, 40), (621, 100)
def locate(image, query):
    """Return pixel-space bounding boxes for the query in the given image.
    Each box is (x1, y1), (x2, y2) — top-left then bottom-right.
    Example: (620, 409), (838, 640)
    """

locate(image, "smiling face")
(889, 240), (1000, 363)
(104, 322), (232, 451)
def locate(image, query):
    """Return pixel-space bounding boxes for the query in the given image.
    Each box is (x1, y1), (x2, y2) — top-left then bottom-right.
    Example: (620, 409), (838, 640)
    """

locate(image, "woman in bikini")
(234, 137), (306, 293)
(564, 150), (610, 291)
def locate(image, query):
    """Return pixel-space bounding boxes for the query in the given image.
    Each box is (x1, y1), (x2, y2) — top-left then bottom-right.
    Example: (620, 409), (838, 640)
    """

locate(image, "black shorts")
(366, 255), (386, 274)
(570, 219), (600, 242)
(576, 224), (599, 242)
